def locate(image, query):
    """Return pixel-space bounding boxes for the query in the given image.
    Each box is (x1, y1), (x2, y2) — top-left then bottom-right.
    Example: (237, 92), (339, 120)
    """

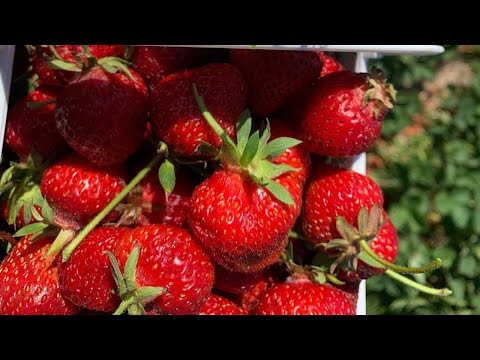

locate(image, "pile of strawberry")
(0, 45), (451, 316)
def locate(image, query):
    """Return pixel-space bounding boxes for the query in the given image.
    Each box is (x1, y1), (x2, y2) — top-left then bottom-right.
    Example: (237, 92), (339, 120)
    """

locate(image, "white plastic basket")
(0, 44), (445, 315)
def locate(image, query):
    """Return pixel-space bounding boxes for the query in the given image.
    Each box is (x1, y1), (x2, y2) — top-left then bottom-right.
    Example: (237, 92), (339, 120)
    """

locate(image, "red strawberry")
(135, 167), (194, 228)
(318, 52), (345, 77)
(55, 66), (148, 166)
(198, 294), (247, 315)
(302, 164), (384, 245)
(40, 153), (127, 229)
(238, 265), (285, 314)
(131, 46), (206, 90)
(214, 267), (264, 295)
(332, 281), (360, 308)
(337, 215), (398, 282)
(298, 70), (396, 157)
(58, 226), (130, 312)
(0, 235), (80, 315)
(270, 119), (311, 185)
(189, 170), (301, 273)
(256, 282), (355, 315)
(5, 87), (69, 161)
(113, 225), (214, 315)
(150, 63), (247, 158)
(32, 45), (125, 87)
(230, 49), (322, 116)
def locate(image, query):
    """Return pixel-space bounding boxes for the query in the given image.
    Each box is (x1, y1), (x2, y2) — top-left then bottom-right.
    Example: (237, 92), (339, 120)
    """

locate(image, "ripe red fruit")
(270, 119), (311, 185)
(214, 267), (264, 295)
(318, 51), (345, 77)
(5, 87), (68, 161)
(230, 49), (322, 116)
(256, 282), (356, 315)
(302, 164), (384, 245)
(0, 235), (80, 315)
(188, 170), (301, 273)
(198, 294), (247, 315)
(135, 168), (194, 228)
(32, 45), (125, 87)
(58, 226), (130, 312)
(150, 63), (247, 158)
(298, 70), (396, 157)
(131, 46), (206, 90)
(337, 216), (399, 282)
(55, 66), (148, 166)
(113, 225), (214, 315)
(40, 153), (127, 228)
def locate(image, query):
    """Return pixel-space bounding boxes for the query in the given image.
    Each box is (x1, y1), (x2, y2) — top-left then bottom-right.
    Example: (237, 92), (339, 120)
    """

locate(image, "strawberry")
(150, 63), (247, 158)
(333, 281), (360, 308)
(230, 49), (322, 116)
(318, 51), (345, 77)
(40, 153), (127, 228)
(270, 119), (311, 186)
(58, 226), (130, 312)
(302, 164), (384, 245)
(134, 167), (194, 228)
(5, 87), (69, 161)
(256, 282), (356, 315)
(31, 45), (125, 87)
(0, 235), (80, 315)
(112, 225), (214, 315)
(335, 214), (399, 282)
(187, 87), (304, 273)
(55, 65), (148, 166)
(298, 69), (396, 157)
(198, 294), (247, 315)
(189, 170), (300, 273)
(131, 46), (206, 90)
(214, 267), (264, 295)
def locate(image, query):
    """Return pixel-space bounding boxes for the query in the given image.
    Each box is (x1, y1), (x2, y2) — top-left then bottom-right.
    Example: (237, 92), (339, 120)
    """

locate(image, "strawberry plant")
(367, 45), (480, 314)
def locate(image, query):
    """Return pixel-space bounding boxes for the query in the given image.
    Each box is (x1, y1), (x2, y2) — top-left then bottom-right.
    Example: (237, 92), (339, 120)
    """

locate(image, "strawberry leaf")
(106, 250), (127, 295)
(124, 245), (140, 291)
(336, 217), (360, 242)
(159, 159), (176, 194)
(264, 180), (294, 205)
(357, 207), (369, 235)
(47, 59), (82, 72)
(256, 119), (271, 157)
(136, 286), (167, 304)
(240, 130), (260, 167)
(14, 222), (50, 237)
(259, 162), (299, 180)
(260, 137), (303, 160)
(236, 109), (253, 155)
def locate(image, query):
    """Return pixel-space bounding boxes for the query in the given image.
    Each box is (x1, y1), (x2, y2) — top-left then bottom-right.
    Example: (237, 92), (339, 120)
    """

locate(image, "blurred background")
(366, 45), (480, 314)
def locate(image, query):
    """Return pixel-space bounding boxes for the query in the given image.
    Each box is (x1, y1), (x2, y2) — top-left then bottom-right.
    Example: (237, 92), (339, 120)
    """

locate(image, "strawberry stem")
(0, 231), (17, 247)
(384, 269), (452, 297)
(193, 83), (226, 138)
(359, 239), (442, 274)
(61, 144), (168, 262)
(288, 230), (308, 241)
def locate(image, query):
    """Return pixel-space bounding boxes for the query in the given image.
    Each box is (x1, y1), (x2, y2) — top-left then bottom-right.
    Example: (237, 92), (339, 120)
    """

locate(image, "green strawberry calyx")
(107, 245), (166, 316)
(362, 67), (397, 117)
(40, 45), (138, 83)
(193, 83), (301, 205)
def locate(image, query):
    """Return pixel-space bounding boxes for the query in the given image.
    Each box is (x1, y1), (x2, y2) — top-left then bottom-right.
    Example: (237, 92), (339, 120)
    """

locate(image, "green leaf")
(336, 217), (360, 242)
(106, 250), (127, 295)
(260, 137), (303, 159)
(14, 222), (50, 237)
(236, 109), (252, 155)
(124, 245), (140, 291)
(264, 180), (294, 205)
(240, 130), (260, 167)
(47, 59), (82, 72)
(256, 119), (271, 157)
(31, 204), (44, 222)
(136, 286), (167, 304)
(457, 254), (477, 278)
(358, 251), (386, 269)
(158, 159), (176, 194)
(357, 207), (369, 235)
(257, 161), (299, 180)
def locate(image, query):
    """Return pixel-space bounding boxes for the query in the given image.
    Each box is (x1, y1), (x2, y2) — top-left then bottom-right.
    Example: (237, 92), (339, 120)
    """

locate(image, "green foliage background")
(367, 45), (480, 314)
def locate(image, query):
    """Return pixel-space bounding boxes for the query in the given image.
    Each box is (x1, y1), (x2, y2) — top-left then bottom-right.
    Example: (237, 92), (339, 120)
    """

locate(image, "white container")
(0, 44), (445, 315)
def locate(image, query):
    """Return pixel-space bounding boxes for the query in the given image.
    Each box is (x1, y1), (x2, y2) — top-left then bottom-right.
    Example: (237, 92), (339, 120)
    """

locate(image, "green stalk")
(192, 84), (224, 137)
(385, 269), (452, 297)
(61, 151), (166, 262)
(359, 239), (442, 274)
(288, 230), (309, 241)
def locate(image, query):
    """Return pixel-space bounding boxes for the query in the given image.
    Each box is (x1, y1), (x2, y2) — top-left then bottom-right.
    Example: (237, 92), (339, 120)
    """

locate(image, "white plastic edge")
(153, 45), (445, 56)
(0, 45), (15, 159)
